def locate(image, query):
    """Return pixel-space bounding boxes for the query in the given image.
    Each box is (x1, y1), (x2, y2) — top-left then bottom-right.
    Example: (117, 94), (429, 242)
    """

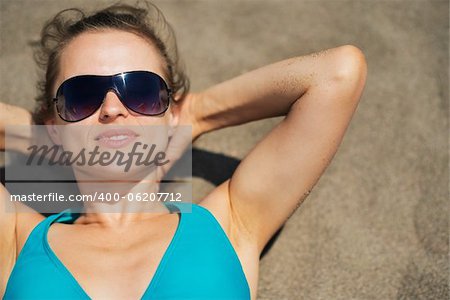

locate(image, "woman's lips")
(94, 128), (139, 149)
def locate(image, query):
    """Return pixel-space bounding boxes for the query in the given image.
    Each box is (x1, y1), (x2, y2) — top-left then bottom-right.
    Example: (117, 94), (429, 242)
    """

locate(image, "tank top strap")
(15, 209), (73, 259)
(165, 202), (217, 222)
(36, 209), (73, 235)
(164, 201), (193, 214)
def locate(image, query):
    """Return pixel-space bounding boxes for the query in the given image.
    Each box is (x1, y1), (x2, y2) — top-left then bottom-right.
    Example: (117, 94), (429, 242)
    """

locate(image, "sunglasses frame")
(53, 70), (173, 122)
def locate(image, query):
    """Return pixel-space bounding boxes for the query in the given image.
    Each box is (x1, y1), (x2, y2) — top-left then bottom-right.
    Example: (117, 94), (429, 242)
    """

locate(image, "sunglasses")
(53, 71), (172, 122)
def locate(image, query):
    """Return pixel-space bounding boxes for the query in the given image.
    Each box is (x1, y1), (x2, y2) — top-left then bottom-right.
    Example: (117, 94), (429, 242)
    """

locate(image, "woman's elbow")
(324, 45), (368, 105)
(333, 45), (368, 85)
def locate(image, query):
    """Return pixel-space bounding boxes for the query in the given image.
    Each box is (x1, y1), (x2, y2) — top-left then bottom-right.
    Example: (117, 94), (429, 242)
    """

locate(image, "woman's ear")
(44, 118), (62, 145)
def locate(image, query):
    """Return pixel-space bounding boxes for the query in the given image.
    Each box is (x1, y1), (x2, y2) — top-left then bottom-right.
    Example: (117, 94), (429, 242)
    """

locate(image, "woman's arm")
(0, 104), (44, 294)
(0, 185), (17, 295)
(194, 45), (367, 253)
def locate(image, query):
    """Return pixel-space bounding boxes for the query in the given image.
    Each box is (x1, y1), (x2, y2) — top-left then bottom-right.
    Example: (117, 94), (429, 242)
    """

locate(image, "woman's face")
(47, 30), (176, 179)
(54, 29), (172, 126)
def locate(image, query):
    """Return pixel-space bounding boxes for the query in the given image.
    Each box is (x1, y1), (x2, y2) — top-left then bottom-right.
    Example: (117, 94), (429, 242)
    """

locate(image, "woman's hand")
(0, 103), (33, 153)
(172, 92), (203, 141)
(157, 92), (203, 180)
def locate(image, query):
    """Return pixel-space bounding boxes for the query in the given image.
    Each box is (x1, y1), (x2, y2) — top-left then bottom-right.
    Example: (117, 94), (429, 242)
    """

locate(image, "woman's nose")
(98, 91), (129, 122)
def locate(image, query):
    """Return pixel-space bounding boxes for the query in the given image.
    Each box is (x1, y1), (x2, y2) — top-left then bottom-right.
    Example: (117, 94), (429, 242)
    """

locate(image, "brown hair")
(32, 1), (189, 124)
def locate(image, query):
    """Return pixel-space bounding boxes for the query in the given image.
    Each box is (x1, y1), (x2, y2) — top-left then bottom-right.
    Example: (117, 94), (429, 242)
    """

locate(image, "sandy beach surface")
(0, 1), (448, 299)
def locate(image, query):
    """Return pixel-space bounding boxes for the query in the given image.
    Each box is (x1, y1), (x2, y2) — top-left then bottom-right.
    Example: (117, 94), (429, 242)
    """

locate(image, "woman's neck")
(73, 169), (171, 227)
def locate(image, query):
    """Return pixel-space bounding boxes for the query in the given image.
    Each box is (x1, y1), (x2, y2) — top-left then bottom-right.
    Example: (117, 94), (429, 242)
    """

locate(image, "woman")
(0, 1), (367, 299)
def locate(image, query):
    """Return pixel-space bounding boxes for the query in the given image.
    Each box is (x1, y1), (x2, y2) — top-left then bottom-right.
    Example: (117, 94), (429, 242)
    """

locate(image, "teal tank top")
(4, 203), (250, 299)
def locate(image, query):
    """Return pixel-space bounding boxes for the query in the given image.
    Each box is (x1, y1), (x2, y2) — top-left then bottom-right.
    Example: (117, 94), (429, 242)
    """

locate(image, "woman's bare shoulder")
(14, 205), (46, 254)
(1, 184), (45, 259)
(0, 184), (44, 293)
(198, 180), (255, 247)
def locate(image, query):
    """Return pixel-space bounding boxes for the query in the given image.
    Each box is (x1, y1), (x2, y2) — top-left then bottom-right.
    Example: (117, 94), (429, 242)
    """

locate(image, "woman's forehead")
(58, 29), (167, 80)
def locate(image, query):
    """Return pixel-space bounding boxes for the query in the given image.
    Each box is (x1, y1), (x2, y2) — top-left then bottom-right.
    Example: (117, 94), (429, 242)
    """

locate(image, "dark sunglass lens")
(122, 73), (169, 115)
(57, 77), (106, 121)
